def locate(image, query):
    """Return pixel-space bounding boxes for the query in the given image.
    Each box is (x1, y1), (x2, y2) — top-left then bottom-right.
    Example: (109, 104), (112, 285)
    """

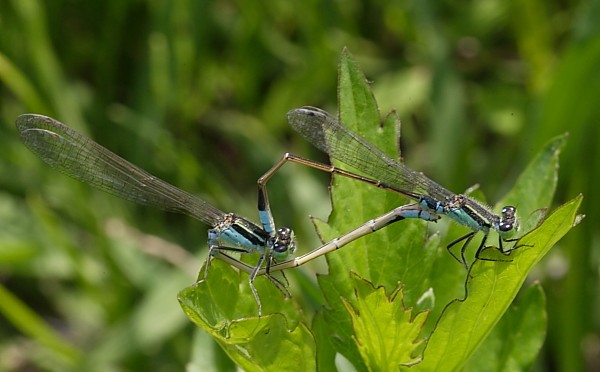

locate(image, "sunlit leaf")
(342, 273), (428, 369)
(178, 260), (315, 371)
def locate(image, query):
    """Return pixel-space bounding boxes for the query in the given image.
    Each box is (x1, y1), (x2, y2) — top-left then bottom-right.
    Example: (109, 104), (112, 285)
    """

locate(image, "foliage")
(0, 1), (596, 370)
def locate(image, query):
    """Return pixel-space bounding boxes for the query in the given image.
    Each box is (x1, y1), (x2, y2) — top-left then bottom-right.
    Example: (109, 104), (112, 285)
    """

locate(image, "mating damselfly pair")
(16, 107), (522, 315)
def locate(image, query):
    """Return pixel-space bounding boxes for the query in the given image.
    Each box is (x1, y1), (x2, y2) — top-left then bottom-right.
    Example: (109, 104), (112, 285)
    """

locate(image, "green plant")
(179, 50), (582, 371)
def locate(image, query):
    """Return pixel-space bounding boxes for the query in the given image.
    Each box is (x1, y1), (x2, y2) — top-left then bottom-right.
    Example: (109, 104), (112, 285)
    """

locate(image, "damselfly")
(259, 107), (521, 269)
(16, 114), (296, 315)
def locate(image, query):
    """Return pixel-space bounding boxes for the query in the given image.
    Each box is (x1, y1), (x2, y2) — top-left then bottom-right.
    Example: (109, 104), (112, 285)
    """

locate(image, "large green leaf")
(310, 50), (580, 370)
(464, 283), (547, 371)
(419, 195), (582, 371)
(312, 49), (442, 370)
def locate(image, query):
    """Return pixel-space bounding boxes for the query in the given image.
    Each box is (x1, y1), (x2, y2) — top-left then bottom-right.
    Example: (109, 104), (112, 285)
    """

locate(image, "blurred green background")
(0, 0), (598, 370)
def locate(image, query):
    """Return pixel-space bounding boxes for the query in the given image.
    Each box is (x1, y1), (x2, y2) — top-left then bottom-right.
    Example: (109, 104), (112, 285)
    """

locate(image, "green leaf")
(308, 51), (580, 371)
(499, 133), (567, 233)
(342, 273), (428, 369)
(464, 284), (547, 371)
(338, 47), (381, 131)
(311, 49), (444, 370)
(419, 195), (582, 371)
(178, 260), (315, 371)
(311, 312), (339, 372)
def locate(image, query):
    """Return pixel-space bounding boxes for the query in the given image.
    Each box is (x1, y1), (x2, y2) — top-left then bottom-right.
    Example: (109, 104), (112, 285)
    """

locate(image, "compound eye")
(273, 242), (288, 253)
(277, 227), (292, 239)
(499, 222), (513, 232)
(502, 206), (516, 215)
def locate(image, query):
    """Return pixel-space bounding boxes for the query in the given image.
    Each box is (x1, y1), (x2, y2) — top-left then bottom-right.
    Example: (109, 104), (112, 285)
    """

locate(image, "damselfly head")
(498, 206), (519, 232)
(271, 227), (296, 260)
